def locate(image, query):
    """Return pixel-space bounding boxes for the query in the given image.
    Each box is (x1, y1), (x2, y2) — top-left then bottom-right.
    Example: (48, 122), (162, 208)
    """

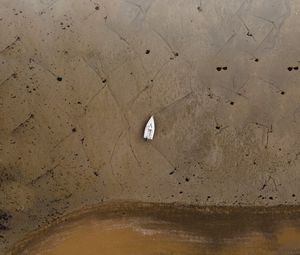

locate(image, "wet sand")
(11, 203), (300, 255)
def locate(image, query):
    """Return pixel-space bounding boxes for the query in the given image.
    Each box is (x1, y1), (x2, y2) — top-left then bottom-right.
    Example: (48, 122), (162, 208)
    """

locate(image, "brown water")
(12, 205), (300, 255)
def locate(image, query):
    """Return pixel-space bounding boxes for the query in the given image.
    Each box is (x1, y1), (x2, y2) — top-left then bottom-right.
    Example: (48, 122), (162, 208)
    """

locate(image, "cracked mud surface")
(1, 0), (300, 253)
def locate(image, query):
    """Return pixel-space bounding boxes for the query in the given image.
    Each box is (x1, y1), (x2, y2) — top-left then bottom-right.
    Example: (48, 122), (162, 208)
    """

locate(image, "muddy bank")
(10, 202), (300, 255)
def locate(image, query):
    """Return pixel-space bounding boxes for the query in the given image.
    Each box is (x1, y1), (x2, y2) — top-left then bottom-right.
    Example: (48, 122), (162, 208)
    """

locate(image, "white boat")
(144, 116), (155, 140)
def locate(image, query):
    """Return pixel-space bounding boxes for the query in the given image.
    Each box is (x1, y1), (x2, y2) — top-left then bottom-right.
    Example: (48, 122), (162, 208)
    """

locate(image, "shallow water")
(13, 205), (300, 255)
